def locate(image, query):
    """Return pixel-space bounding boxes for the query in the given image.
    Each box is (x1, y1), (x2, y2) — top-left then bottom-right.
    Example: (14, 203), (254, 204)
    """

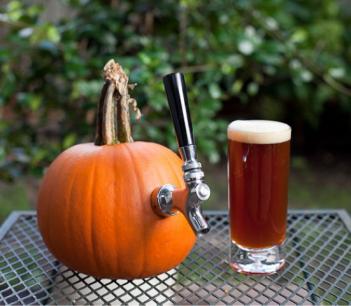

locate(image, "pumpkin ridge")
(39, 151), (72, 256)
(66, 149), (89, 270)
(88, 149), (98, 274)
(46, 147), (85, 269)
(92, 147), (115, 275)
(140, 142), (174, 276)
(111, 144), (123, 275)
(124, 143), (146, 278)
(138, 143), (163, 277)
(61, 151), (84, 259)
(151, 143), (182, 188)
(149, 143), (168, 185)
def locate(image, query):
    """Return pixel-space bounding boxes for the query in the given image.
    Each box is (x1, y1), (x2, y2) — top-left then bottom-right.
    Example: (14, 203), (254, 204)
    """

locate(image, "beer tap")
(151, 72), (211, 235)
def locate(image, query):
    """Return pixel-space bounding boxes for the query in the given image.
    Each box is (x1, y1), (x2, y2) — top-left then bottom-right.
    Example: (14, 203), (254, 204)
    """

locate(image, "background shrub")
(1, 0), (351, 181)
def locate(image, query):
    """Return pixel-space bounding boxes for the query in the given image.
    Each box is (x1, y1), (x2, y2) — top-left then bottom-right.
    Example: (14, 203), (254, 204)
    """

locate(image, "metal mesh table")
(1, 210), (350, 305)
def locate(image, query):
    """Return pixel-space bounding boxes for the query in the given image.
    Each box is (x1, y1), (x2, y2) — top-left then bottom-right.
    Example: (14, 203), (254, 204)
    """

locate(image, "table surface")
(0, 210), (350, 305)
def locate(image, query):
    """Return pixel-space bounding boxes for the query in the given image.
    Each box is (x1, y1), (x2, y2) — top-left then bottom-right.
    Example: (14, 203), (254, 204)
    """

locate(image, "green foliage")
(0, 0), (351, 179)
(0, 182), (30, 221)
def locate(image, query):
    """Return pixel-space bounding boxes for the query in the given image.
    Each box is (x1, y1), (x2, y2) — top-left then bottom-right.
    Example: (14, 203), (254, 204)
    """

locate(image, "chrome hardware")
(179, 145), (210, 234)
(152, 145), (211, 235)
(195, 183), (211, 201)
(151, 184), (177, 217)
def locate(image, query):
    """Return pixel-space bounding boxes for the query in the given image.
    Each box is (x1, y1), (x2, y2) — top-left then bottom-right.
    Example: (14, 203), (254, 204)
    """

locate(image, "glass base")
(230, 242), (285, 275)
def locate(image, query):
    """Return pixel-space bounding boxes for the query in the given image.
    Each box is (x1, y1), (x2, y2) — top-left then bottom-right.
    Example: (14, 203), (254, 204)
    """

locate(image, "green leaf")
(328, 67), (345, 79)
(209, 83), (221, 99)
(28, 95), (42, 111)
(247, 82), (259, 96)
(71, 80), (101, 99)
(30, 23), (60, 44)
(300, 70), (313, 82)
(238, 39), (254, 55)
(47, 25), (60, 43)
(139, 53), (152, 65)
(290, 29), (307, 44)
(232, 80), (243, 94)
(6, 1), (22, 21)
(63, 134), (77, 149)
(227, 54), (244, 68)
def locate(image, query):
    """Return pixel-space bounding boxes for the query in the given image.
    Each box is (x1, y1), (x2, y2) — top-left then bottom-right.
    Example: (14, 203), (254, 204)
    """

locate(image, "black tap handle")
(163, 72), (194, 147)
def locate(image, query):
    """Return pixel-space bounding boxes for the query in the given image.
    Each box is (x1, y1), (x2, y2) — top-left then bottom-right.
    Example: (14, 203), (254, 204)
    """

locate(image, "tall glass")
(228, 120), (291, 275)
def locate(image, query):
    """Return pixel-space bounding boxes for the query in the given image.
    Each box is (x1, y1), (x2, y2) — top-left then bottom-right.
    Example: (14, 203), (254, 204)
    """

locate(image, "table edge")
(1, 209), (350, 241)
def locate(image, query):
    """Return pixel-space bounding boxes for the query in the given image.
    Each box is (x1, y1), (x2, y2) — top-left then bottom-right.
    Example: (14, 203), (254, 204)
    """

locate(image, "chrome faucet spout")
(151, 145), (211, 235)
(188, 205), (210, 235)
(179, 145), (210, 234)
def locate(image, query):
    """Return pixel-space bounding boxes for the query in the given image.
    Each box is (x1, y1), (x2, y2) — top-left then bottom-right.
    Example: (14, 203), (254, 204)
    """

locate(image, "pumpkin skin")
(37, 141), (196, 279)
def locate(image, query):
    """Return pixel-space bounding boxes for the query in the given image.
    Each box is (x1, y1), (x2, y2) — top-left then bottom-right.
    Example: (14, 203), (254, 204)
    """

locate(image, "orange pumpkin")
(37, 60), (196, 279)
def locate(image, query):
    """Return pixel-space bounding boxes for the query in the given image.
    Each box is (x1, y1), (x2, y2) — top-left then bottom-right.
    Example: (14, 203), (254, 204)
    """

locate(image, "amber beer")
(228, 120), (291, 275)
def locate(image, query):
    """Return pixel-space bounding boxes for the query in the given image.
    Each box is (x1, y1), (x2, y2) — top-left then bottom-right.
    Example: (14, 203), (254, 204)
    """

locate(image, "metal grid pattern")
(1, 210), (350, 305)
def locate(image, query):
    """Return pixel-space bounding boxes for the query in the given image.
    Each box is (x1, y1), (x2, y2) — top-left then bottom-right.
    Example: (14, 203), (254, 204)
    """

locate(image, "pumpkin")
(37, 60), (196, 279)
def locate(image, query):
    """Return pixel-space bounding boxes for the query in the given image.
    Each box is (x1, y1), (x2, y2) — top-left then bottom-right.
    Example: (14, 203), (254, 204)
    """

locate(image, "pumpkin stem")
(95, 59), (141, 145)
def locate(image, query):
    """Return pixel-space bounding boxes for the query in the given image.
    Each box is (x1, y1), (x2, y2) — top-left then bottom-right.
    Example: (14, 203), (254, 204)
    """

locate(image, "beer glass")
(228, 120), (291, 275)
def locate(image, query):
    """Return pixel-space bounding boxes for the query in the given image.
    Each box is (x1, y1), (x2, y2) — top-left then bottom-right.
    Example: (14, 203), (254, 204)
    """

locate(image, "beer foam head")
(228, 120), (291, 144)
